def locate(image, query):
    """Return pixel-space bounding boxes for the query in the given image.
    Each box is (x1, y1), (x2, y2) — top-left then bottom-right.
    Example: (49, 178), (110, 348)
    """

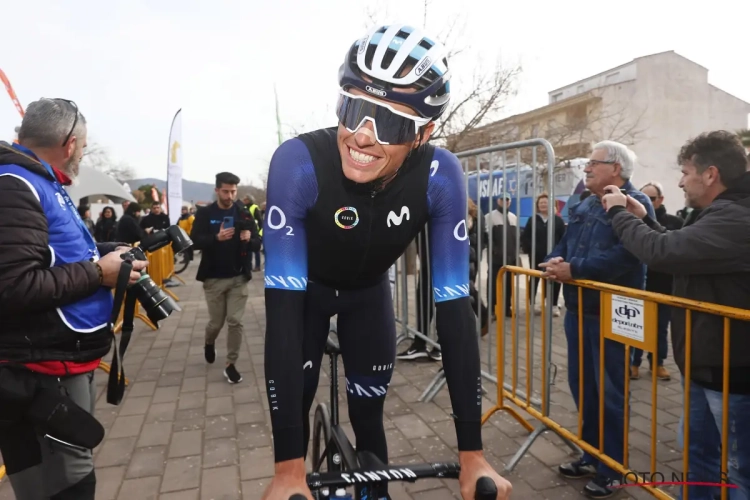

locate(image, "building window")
(552, 92), (563, 102)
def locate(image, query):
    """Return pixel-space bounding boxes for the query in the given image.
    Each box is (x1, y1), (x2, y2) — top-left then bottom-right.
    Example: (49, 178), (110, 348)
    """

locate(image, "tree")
(81, 144), (136, 183)
(362, 1), (521, 153)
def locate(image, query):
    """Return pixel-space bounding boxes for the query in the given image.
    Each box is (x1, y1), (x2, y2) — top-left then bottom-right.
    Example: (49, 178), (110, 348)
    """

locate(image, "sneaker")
(630, 365), (640, 380)
(205, 343), (216, 364)
(653, 365), (671, 381)
(583, 475), (621, 498)
(224, 364), (243, 384)
(396, 344), (428, 360)
(553, 305), (561, 317)
(429, 349), (442, 362)
(559, 459), (597, 479)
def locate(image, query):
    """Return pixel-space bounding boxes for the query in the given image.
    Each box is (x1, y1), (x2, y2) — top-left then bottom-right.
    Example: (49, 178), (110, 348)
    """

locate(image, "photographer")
(0, 98), (147, 500)
(192, 172), (261, 384)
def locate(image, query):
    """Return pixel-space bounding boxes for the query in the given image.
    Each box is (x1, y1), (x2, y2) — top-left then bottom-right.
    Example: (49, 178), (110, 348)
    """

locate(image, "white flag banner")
(166, 109), (183, 225)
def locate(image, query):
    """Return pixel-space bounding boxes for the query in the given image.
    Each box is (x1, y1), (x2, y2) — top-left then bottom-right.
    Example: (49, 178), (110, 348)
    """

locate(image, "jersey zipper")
(351, 190), (377, 283)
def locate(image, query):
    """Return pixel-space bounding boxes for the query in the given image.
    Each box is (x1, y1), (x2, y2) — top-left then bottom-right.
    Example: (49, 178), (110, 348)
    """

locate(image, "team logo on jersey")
(387, 206), (410, 227)
(335, 206), (359, 229)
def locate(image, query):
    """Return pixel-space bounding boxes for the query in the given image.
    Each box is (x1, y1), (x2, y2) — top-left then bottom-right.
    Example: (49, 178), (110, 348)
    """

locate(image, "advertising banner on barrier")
(166, 109), (182, 225)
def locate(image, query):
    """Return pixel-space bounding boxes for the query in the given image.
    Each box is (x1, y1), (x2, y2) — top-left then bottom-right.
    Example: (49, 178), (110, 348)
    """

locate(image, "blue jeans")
(677, 379), (750, 499)
(632, 303), (671, 367)
(564, 311), (627, 479)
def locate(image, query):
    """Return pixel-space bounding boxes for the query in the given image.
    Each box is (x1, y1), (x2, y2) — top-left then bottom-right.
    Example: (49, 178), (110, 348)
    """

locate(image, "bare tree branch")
(81, 143), (135, 183)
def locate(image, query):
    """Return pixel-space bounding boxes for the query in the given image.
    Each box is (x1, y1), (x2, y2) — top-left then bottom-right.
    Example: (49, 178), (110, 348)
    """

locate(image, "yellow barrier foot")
(0, 464), (5, 482)
(162, 287), (180, 302)
(481, 404), (535, 433)
(172, 274), (186, 285)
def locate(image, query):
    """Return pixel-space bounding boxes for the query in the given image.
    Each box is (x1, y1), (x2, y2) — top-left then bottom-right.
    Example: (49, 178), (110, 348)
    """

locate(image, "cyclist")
(262, 24), (512, 500)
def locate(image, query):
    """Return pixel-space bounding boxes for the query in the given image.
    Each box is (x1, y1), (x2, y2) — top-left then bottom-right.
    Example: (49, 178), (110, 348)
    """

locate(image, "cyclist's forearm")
(435, 296), (483, 451)
(264, 288), (307, 462)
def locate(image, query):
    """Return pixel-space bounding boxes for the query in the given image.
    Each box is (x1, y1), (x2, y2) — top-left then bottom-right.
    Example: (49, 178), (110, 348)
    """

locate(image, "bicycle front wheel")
(311, 403), (338, 473)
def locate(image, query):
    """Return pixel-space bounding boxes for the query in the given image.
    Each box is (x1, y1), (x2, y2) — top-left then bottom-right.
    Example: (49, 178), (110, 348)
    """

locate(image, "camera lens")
(130, 275), (180, 325)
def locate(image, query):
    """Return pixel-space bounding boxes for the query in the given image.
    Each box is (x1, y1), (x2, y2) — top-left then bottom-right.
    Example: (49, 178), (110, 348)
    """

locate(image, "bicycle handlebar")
(289, 466), (499, 498)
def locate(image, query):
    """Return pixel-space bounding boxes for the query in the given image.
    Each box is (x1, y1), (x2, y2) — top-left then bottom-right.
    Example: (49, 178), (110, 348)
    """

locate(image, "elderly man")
(603, 131), (750, 499)
(540, 140), (654, 498)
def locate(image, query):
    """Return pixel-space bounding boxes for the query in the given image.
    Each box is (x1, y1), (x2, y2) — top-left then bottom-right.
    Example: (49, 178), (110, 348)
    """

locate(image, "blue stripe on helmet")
(370, 33), (383, 45)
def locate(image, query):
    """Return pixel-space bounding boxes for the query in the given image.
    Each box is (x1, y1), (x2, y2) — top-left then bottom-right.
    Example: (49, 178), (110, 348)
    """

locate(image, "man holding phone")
(191, 172), (261, 384)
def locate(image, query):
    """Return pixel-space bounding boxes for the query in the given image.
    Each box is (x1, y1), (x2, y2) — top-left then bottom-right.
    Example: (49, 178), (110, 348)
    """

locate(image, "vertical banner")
(166, 109), (182, 225)
(274, 84), (283, 146)
(0, 68), (24, 118)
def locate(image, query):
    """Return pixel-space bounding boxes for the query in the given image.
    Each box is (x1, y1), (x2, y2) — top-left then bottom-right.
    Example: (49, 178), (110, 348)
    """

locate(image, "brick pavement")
(0, 262), (685, 500)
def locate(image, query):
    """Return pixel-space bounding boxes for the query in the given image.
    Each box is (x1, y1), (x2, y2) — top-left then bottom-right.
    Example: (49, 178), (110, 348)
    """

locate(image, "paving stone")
(161, 455), (202, 493)
(201, 465), (242, 500)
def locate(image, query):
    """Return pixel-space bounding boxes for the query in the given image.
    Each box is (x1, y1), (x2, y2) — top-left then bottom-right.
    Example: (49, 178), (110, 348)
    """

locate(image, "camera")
(120, 225), (193, 325)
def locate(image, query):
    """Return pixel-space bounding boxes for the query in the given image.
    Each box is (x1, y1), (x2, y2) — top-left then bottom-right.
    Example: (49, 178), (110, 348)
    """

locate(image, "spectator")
(116, 202), (147, 245)
(603, 130), (750, 498)
(0, 98), (147, 500)
(487, 193), (519, 317)
(468, 198), (489, 336)
(94, 205), (118, 242)
(177, 205), (195, 262)
(191, 172), (261, 384)
(540, 140), (654, 497)
(629, 181), (683, 382)
(139, 201), (170, 232)
(242, 195), (264, 271)
(521, 193), (566, 317)
(78, 204), (96, 238)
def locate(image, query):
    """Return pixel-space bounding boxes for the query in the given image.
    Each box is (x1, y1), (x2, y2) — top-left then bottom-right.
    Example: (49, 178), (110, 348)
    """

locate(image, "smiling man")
(261, 25), (511, 500)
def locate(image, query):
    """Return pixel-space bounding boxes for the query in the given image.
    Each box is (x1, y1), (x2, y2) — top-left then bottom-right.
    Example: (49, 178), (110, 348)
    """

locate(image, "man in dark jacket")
(192, 172), (261, 384)
(629, 181), (684, 382)
(603, 130), (750, 499)
(140, 201), (170, 231)
(0, 98), (147, 500)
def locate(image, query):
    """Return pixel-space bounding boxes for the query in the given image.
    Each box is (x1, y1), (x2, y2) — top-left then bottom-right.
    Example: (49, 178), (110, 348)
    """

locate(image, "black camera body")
(235, 204), (258, 232)
(119, 225), (193, 326)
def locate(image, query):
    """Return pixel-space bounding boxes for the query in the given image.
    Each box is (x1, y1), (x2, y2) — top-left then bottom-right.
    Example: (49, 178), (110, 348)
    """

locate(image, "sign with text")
(602, 293), (656, 352)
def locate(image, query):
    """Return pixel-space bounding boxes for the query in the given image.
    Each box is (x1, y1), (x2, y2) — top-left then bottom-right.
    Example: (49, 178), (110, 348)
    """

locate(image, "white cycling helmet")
(339, 24), (452, 120)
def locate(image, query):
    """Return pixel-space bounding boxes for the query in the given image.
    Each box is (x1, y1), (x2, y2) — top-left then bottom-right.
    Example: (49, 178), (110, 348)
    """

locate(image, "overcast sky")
(2, 0), (749, 186)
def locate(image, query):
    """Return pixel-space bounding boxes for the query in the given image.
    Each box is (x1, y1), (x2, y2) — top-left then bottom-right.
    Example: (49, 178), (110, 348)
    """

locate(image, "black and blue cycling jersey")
(263, 127), (482, 464)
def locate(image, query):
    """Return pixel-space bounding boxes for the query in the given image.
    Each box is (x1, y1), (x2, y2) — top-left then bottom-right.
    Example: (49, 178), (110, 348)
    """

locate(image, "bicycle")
(296, 332), (499, 499)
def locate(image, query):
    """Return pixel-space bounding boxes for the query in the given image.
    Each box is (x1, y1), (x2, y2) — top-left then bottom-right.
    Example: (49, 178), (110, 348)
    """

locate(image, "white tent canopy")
(64, 165), (136, 204)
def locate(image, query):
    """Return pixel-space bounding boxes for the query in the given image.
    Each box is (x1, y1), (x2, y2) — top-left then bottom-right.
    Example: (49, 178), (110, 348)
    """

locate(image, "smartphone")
(620, 189), (628, 195)
(222, 216), (234, 229)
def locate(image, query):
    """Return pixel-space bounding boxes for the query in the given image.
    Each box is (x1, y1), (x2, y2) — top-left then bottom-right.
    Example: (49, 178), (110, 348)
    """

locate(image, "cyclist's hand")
(261, 459), (314, 500)
(459, 451), (512, 499)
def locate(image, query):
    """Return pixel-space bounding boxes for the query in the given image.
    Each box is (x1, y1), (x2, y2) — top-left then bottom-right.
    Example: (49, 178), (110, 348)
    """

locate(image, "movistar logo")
(386, 206), (410, 227)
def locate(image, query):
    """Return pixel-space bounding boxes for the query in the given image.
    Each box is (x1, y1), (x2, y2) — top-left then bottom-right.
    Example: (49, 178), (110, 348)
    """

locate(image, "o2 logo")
(266, 206), (294, 236)
(453, 219), (468, 241)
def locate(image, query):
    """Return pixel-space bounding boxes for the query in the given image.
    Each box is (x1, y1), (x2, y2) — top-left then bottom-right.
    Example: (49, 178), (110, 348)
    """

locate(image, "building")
(454, 51), (750, 212)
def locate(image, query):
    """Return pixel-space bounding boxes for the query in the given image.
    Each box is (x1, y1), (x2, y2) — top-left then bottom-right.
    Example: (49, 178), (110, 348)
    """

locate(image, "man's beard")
(63, 156), (80, 181)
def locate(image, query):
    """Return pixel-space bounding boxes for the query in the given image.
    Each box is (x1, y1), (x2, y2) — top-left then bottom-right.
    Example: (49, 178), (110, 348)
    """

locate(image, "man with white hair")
(540, 140), (654, 498)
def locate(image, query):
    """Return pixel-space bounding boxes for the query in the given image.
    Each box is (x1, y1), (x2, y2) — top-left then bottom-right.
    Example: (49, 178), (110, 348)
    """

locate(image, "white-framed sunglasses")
(336, 89), (430, 145)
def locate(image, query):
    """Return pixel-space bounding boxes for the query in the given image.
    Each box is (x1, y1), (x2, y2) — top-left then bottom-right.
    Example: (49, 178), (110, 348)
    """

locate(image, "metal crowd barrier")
(486, 265), (750, 500)
(390, 138), (568, 447)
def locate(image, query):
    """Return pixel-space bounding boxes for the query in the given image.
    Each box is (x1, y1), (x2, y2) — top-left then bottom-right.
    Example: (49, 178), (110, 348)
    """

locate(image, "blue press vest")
(0, 162), (113, 332)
